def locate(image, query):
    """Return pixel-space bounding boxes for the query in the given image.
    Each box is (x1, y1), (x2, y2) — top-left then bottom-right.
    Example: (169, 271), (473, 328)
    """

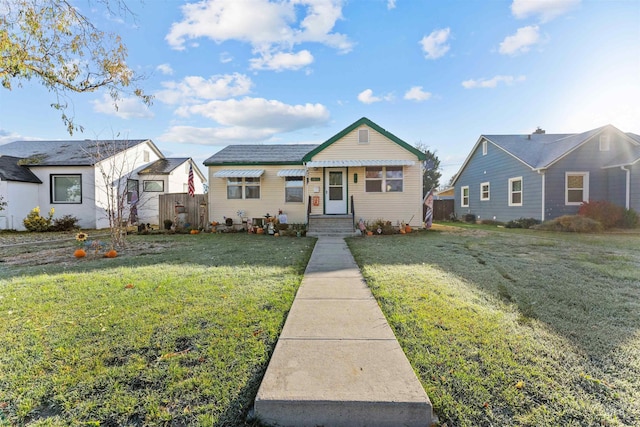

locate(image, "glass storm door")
(325, 168), (347, 214)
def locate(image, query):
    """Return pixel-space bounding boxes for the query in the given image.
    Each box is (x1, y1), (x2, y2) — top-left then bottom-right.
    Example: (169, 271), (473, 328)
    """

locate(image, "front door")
(325, 168), (347, 214)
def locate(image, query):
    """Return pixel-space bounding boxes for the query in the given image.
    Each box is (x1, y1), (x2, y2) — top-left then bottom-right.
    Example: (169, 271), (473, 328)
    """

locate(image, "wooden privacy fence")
(424, 199), (455, 222)
(159, 193), (208, 230)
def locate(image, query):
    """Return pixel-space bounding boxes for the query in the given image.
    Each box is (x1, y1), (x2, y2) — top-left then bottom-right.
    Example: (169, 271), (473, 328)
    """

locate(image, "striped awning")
(213, 169), (264, 178)
(305, 159), (415, 167)
(277, 169), (306, 177)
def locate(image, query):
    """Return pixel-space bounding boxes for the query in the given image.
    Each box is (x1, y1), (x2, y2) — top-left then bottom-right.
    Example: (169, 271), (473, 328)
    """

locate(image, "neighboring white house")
(0, 139), (206, 230)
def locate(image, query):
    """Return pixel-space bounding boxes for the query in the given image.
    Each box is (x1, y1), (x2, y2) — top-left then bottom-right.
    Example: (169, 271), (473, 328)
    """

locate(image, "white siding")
(0, 180), (40, 230)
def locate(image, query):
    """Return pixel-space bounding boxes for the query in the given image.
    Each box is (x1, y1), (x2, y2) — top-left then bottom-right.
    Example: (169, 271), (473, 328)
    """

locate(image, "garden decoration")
(74, 232), (88, 257)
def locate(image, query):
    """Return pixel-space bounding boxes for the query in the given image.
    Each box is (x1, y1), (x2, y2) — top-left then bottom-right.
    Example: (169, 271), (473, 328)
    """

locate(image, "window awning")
(213, 169), (264, 178)
(305, 159), (415, 167)
(277, 169), (306, 177)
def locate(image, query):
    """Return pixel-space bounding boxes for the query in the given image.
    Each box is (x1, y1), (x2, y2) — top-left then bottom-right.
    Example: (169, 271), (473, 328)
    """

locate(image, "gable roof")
(0, 139), (161, 166)
(0, 156), (42, 183)
(203, 144), (319, 166)
(453, 124), (640, 185)
(302, 117), (426, 162)
(138, 158), (189, 175)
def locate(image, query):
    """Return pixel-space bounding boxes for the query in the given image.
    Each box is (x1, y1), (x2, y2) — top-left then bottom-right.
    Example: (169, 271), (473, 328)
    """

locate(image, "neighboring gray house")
(452, 124), (640, 222)
(0, 140), (206, 230)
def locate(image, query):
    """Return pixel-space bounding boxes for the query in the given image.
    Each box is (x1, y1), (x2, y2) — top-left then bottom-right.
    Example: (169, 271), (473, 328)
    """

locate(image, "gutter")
(536, 169), (546, 221)
(621, 166), (630, 209)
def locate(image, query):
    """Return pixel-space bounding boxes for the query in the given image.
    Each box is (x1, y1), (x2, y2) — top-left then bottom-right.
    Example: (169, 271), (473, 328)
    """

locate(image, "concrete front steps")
(253, 237), (434, 427)
(306, 214), (355, 237)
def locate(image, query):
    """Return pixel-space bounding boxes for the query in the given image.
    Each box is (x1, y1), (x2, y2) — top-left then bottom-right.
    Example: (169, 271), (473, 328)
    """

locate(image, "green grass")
(0, 233), (315, 426)
(347, 225), (640, 426)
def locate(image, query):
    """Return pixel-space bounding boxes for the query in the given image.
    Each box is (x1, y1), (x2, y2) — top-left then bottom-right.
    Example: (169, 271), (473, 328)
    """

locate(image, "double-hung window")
(566, 172), (588, 205)
(285, 177), (304, 203)
(126, 179), (139, 203)
(51, 174), (82, 203)
(365, 166), (403, 192)
(227, 177), (261, 199)
(461, 186), (469, 207)
(508, 177), (523, 206)
(480, 182), (490, 201)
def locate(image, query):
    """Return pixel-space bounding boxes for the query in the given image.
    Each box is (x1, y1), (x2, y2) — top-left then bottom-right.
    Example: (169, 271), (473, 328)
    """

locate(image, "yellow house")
(204, 117), (426, 231)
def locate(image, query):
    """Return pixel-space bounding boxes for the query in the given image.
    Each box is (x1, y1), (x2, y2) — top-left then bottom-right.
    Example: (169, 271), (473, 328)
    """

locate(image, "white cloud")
(499, 25), (541, 56)
(387, 0), (397, 10)
(404, 86), (432, 101)
(220, 52), (233, 63)
(250, 50), (314, 71)
(155, 73), (253, 105)
(511, 0), (580, 23)
(357, 89), (394, 104)
(91, 94), (154, 119)
(166, 0), (352, 70)
(419, 28), (451, 60)
(157, 98), (330, 145)
(156, 63), (174, 75)
(0, 129), (23, 145)
(461, 75), (526, 89)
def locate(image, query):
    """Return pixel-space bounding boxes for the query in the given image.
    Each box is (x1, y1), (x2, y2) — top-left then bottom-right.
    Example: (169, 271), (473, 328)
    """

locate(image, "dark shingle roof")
(0, 156), (42, 183)
(138, 158), (189, 175)
(0, 139), (152, 166)
(204, 144), (319, 165)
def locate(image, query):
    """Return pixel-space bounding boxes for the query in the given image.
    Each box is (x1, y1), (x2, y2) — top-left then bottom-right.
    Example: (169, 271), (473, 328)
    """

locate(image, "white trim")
(306, 159), (414, 167)
(214, 169), (264, 178)
(482, 140), (487, 156)
(480, 181), (490, 201)
(508, 176), (523, 207)
(461, 185), (469, 207)
(565, 172), (589, 205)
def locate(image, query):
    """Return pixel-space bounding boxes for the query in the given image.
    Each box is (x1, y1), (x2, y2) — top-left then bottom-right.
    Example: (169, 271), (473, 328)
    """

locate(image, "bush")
(51, 215), (79, 231)
(535, 215), (603, 233)
(371, 218), (396, 235)
(164, 219), (173, 230)
(620, 208), (639, 229)
(505, 218), (541, 229)
(479, 219), (504, 226)
(23, 206), (54, 232)
(463, 213), (476, 223)
(578, 201), (624, 229)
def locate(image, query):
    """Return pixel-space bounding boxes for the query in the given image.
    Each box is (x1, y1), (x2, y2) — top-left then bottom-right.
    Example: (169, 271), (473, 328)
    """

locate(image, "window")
(358, 129), (369, 144)
(51, 174), (81, 203)
(481, 182), (490, 201)
(509, 177), (523, 206)
(143, 180), (164, 192)
(599, 135), (610, 151)
(482, 140), (487, 156)
(285, 177), (304, 203)
(126, 179), (139, 203)
(365, 166), (403, 192)
(566, 172), (589, 205)
(461, 186), (469, 207)
(227, 177), (261, 199)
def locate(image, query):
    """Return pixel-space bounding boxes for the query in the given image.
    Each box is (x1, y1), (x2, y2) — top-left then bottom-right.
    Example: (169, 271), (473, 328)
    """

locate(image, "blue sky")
(1, 0), (639, 183)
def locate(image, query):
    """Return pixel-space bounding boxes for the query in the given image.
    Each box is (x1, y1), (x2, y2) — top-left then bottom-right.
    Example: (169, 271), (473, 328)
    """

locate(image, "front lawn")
(348, 225), (640, 426)
(0, 233), (315, 426)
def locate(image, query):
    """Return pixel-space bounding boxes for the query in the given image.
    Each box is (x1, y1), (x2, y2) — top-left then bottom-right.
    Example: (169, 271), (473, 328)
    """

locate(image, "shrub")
(578, 201), (624, 229)
(505, 218), (541, 229)
(164, 219), (173, 230)
(371, 218), (396, 235)
(23, 206), (54, 232)
(479, 219), (504, 226)
(535, 215), (603, 233)
(51, 214), (79, 231)
(463, 213), (476, 223)
(620, 208), (639, 228)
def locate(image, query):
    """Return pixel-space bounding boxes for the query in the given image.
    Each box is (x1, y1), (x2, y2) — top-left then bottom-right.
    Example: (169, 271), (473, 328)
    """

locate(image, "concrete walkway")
(254, 237), (434, 427)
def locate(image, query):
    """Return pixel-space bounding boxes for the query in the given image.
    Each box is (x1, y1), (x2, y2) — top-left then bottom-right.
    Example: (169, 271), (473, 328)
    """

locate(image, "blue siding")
(455, 140), (542, 222)
(545, 132), (636, 218)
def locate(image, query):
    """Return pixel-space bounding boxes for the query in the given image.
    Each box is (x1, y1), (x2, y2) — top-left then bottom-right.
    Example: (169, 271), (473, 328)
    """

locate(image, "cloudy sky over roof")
(1, 0), (638, 182)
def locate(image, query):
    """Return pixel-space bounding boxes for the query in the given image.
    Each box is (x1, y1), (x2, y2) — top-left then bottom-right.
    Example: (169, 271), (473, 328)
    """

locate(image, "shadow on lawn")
(0, 233), (317, 280)
(348, 230), (640, 365)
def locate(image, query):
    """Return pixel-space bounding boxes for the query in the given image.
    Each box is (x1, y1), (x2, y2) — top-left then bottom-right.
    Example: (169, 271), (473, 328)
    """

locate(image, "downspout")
(621, 166), (630, 209)
(537, 169), (546, 221)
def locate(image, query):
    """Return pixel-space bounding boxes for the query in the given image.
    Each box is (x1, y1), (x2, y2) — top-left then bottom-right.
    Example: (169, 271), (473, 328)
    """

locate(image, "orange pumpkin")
(190, 229), (200, 234)
(399, 229), (406, 234)
(366, 231), (373, 236)
(105, 249), (118, 258)
(405, 225), (412, 233)
(256, 228), (264, 234)
(74, 248), (86, 258)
